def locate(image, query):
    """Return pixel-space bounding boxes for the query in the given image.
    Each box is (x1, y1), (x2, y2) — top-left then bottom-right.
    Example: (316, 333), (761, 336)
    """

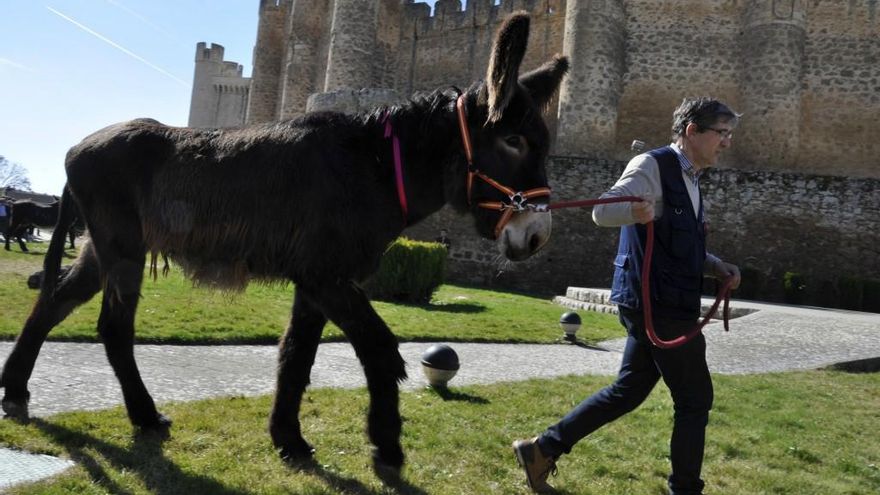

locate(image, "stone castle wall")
(403, 156), (880, 302)
(192, 0), (879, 179)
(187, 0), (880, 299)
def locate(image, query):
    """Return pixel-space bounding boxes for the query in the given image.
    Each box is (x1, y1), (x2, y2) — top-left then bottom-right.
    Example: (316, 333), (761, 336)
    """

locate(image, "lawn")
(0, 371), (877, 494)
(1, 242), (877, 494)
(0, 244), (621, 344)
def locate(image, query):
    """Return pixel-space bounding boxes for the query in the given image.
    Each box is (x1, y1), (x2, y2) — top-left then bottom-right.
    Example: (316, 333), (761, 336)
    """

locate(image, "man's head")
(672, 97), (740, 169)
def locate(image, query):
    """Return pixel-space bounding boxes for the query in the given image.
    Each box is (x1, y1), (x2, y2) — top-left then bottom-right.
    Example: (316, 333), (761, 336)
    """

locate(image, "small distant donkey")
(4, 199), (84, 252)
(1, 12), (568, 478)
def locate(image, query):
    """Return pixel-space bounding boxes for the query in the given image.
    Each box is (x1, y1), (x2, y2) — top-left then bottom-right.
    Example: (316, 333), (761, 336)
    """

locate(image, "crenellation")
(195, 42), (225, 62)
(222, 0), (877, 178)
(220, 61), (243, 78)
(259, 0), (290, 11)
(404, 2), (432, 21)
(433, 0), (462, 17)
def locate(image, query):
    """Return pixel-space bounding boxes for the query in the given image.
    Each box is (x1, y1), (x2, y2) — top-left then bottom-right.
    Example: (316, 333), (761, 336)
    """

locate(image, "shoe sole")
(512, 441), (539, 491)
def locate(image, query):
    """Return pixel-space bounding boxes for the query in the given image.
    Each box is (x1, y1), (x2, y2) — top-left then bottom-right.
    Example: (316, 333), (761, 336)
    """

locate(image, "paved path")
(1, 300), (877, 418)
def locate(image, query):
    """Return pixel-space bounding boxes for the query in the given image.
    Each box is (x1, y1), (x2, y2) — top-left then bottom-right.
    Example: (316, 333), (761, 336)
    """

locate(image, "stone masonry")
(403, 156), (880, 303)
(187, 0), (880, 300)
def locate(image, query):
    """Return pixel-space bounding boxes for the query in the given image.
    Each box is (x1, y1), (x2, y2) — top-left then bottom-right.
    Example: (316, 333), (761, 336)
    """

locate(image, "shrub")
(862, 279), (880, 313)
(783, 271), (806, 305)
(837, 276), (863, 311)
(364, 237), (446, 303)
(736, 266), (764, 300)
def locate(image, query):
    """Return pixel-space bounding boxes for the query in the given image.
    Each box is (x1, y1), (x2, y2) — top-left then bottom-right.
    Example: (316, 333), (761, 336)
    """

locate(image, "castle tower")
(188, 43), (250, 128)
(278, 1), (329, 120)
(555, 0), (626, 156)
(323, 0), (380, 92)
(189, 43), (225, 127)
(306, 0), (402, 115)
(246, 0), (291, 124)
(738, 0), (806, 169)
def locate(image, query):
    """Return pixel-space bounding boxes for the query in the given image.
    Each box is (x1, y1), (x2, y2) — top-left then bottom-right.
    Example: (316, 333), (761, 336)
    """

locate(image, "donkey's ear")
(519, 54), (569, 110)
(485, 12), (530, 124)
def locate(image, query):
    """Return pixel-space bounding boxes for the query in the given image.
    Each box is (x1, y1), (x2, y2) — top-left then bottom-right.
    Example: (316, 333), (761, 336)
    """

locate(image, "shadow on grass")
(372, 297), (486, 315)
(420, 302), (485, 314)
(30, 418), (248, 495)
(427, 386), (490, 404)
(286, 457), (429, 495)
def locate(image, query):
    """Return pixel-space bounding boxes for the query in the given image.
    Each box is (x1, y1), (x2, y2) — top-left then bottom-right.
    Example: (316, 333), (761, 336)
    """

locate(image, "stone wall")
(403, 155), (880, 301)
(188, 0), (880, 301)
(217, 0), (879, 178)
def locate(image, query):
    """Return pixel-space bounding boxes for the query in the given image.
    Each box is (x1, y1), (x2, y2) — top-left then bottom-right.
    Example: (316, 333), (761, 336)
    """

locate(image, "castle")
(189, 1), (880, 307)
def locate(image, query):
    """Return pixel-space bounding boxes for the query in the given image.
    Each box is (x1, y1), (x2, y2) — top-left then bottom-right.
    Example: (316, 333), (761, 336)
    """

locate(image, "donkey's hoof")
(372, 447), (404, 485)
(1, 398), (30, 422)
(134, 412), (172, 431)
(278, 439), (316, 462)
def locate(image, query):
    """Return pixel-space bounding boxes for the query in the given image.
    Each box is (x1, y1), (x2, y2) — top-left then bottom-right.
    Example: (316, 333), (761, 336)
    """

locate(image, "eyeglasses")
(704, 127), (734, 139)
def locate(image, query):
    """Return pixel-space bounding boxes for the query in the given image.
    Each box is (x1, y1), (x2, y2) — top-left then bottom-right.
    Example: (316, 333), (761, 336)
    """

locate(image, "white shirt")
(592, 143), (722, 273)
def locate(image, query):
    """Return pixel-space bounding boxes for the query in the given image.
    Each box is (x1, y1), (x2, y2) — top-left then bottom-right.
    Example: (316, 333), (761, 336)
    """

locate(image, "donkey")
(4, 199), (83, 252)
(0, 12), (568, 477)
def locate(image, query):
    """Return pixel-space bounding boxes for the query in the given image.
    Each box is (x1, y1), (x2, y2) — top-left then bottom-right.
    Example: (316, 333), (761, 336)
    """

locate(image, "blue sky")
(1, 1), (440, 195)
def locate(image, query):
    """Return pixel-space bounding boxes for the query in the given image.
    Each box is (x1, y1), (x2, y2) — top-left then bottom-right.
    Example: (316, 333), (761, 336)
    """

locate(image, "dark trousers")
(537, 308), (713, 495)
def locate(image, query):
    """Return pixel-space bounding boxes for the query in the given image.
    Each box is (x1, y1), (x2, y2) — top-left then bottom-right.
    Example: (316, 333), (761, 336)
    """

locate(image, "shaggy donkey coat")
(0, 12), (568, 478)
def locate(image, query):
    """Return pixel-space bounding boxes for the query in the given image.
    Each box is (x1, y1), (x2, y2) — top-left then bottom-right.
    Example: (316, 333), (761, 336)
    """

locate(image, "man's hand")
(631, 197), (655, 224)
(714, 261), (741, 290)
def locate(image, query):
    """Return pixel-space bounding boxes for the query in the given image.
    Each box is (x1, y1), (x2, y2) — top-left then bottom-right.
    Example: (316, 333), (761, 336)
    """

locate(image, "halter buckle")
(508, 192), (526, 211)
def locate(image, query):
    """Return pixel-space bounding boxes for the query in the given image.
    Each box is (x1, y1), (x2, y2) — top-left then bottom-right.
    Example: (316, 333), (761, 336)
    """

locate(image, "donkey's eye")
(504, 135), (525, 149)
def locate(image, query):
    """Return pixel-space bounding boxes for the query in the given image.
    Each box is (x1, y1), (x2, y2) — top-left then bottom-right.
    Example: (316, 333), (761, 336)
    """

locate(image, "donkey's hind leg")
(308, 280), (408, 477)
(270, 290), (327, 461)
(95, 249), (170, 430)
(0, 241), (101, 419)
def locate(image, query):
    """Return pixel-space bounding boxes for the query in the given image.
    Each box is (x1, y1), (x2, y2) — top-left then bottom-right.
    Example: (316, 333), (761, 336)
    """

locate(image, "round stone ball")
(560, 311), (582, 337)
(559, 312), (582, 325)
(421, 344), (460, 387)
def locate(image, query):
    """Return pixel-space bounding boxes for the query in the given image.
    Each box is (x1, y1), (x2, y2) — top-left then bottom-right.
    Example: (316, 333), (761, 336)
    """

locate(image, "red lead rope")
(549, 196), (734, 349)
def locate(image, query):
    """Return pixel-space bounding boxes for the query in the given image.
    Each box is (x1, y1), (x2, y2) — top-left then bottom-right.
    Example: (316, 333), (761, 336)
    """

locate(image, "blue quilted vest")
(609, 146), (706, 320)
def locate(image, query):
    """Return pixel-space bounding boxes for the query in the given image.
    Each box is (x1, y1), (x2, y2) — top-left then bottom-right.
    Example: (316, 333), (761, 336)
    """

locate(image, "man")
(435, 228), (452, 249)
(0, 197), (9, 242)
(513, 97), (742, 494)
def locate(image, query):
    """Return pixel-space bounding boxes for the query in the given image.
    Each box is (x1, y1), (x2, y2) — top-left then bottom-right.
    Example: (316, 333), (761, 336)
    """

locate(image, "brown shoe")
(512, 437), (558, 493)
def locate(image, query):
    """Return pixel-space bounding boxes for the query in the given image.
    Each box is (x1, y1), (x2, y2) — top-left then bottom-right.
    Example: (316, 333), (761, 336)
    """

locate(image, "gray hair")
(672, 97), (741, 138)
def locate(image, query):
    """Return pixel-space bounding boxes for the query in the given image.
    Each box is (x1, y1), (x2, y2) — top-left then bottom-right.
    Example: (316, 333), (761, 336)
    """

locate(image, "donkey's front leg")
(270, 290), (326, 461)
(310, 281), (407, 477)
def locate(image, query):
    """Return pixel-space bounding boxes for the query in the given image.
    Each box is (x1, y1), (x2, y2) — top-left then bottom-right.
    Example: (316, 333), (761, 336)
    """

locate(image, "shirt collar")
(670, 142), (701, 186)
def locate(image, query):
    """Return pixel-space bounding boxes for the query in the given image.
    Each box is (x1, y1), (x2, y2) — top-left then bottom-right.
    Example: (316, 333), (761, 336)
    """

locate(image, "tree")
(0, 156), (32, 191)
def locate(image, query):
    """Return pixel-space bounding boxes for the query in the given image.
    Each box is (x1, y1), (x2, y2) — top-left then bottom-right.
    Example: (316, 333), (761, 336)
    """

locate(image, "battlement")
(406, 0), (561, 31)
(195, 42), (225, 62)
(259, 0), (291, 11)
(220, 61), (244, 78)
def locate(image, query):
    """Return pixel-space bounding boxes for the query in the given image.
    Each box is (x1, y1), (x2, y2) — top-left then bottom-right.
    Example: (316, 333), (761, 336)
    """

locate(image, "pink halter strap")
(383, 113), (408, 223)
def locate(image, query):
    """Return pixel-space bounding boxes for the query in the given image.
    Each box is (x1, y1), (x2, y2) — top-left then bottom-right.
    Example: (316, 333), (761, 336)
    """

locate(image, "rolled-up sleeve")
(592, 153), (663, 227)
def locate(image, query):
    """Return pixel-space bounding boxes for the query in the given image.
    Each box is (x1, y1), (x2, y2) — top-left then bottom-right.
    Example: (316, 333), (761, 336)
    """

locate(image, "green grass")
(3, 243), (877, 493)
(0, 371), (877, 494)
(0, 244), (620, 344)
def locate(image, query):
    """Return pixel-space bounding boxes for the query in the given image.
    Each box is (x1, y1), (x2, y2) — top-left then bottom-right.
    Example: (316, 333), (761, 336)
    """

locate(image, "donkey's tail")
(41, 185), (76, 297)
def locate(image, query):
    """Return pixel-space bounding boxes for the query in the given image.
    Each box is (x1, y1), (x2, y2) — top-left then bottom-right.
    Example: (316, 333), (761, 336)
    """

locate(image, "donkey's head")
(456, 12), (568, 261)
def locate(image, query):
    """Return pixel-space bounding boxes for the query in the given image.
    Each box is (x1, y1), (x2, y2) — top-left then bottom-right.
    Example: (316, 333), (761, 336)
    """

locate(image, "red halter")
(455, 95), (552, 239)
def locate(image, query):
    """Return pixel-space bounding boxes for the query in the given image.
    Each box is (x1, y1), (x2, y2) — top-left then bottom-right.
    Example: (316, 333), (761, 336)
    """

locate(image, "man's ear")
(685, 122), (700, 137)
